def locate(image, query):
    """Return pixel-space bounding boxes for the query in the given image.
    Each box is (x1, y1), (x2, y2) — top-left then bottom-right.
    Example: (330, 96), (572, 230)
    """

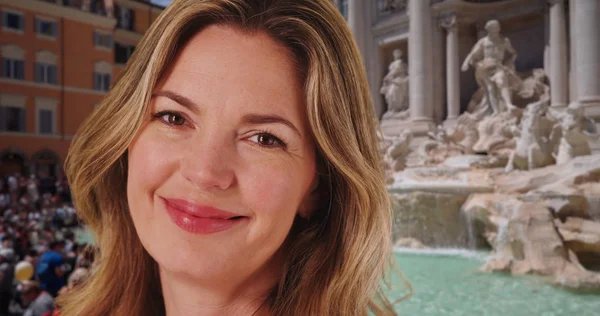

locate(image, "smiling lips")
(161, 197), (247, 234)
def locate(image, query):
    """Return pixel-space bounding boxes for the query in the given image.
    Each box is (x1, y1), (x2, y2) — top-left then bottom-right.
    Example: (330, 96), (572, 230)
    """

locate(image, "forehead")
(162, 25), (304, 109)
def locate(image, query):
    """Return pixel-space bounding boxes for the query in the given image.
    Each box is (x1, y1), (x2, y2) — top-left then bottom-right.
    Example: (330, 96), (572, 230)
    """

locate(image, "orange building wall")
(63, 93), (100, 135)
(62, 20), (113, 89)
(1, 1), (164, 176)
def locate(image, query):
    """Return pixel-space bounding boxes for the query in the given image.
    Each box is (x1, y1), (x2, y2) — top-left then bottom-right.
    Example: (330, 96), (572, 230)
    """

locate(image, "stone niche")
(379, 40), (409, 119)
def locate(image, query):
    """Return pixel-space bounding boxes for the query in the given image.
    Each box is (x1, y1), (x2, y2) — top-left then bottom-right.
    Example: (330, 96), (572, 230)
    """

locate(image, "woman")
(61, 0), (397, 315)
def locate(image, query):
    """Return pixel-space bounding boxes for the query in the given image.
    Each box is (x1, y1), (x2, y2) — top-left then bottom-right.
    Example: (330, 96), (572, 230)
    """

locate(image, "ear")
(297, 173), (320, 220)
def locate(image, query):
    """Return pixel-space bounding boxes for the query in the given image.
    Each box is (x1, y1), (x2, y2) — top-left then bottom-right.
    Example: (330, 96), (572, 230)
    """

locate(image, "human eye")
(247, 131), (288, 150)
(151, 110), (187, 127)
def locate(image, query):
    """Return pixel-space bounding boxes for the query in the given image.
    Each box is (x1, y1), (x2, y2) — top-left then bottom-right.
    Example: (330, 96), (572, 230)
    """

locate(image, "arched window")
(35, 50), (58, 85)
(1, 44), (25, 80)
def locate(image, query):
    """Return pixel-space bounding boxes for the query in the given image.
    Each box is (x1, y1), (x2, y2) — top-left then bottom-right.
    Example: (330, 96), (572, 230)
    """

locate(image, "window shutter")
(47, 110), (54, 134)
(15, 60), (24, 80)
(1, 59), (8, 78)
(18, 60), (25, 80)
(94, 32), (98, 46)
(0, 107), (6, 131)
(103, 74), (111, 91)
(18, 108), (26, 132)
(35, 63), (41, 82)
(93, 73), (99, 90)
(40, 109), (53, 134)
(19, 14), (24, 31)
(48, 65), (57, 84)
(129, 9), (135, 31)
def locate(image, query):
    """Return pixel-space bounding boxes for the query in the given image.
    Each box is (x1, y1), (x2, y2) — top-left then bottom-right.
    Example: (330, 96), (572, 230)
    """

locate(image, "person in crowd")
(57, 267), (88, 298)
(0, 248), (15, 315)
(20, 281), (54, 316)
(0, 236), (12, 252)
(36, 241), (66, 297)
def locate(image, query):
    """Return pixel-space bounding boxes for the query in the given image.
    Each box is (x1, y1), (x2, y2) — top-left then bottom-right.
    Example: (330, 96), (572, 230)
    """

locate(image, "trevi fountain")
(339, 0), (600, 314)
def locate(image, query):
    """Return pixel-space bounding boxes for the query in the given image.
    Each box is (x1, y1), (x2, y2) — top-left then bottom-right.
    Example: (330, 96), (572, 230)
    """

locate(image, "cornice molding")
(115, 28), (142, 43)
(0, 78), (107, 96)
(0, 0), (116, 29)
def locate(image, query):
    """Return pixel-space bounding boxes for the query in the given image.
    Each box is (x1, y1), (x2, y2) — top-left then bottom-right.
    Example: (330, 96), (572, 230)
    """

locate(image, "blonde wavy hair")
(61, 0), (399, 315)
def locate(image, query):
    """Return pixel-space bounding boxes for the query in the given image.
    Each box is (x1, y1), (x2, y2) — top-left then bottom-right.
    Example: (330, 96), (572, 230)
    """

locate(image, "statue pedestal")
(443, 117), (459, 129)
(582, 98), (600, 119)
(381, 118), (434, 137)
(381, 118), (435, 168)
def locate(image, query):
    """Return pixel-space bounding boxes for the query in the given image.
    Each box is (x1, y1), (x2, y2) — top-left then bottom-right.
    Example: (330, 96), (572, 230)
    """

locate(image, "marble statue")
(467, 68), (549, 115)
(504, 102), (555, 172)
(385, 129), (412, 173)
(380, 49), (410, 120)
(451, 115), (479, 153)
(517, 68), (550, 105)
(549, 102), (598, 165)
(419, 125), (469, 165)
(462, 20), (521, 115)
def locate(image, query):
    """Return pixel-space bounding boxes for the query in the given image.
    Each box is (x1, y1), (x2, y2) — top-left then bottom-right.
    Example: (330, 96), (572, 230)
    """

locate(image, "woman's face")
(127, 25), (317, 285)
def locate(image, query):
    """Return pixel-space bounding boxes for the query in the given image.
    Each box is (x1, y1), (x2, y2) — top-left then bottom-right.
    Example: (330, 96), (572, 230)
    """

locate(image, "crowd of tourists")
(0, 171), (93, 316)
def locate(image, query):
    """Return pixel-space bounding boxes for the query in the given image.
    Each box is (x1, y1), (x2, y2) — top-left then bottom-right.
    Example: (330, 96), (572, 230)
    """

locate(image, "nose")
(180, 132), (236, 191)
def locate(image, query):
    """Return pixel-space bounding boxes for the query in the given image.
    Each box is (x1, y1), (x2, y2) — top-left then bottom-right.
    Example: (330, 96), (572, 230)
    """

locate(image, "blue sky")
(151, 0), (171, 6)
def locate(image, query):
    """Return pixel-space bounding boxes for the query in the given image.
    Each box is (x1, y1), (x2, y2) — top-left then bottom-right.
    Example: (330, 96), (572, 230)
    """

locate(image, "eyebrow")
(241, 113), (302, 137)
(153, 90), (302, 137)
(152, 90), (201, 114)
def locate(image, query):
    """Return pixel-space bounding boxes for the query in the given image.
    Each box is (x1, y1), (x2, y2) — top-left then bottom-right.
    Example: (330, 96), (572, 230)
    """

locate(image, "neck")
(159, 250), (284, 316)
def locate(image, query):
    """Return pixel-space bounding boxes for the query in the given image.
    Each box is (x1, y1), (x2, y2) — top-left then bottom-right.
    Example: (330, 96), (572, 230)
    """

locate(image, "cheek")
(127, 129), (176, 206)
(240, 156), (314, 221)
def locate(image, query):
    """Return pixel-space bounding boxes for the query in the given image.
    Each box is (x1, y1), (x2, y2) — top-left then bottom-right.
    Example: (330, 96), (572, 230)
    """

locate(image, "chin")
(137, 210), (243, 280)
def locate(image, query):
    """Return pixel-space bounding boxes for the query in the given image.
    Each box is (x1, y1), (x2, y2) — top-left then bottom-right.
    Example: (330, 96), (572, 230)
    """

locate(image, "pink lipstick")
(160, 197), (247, 234)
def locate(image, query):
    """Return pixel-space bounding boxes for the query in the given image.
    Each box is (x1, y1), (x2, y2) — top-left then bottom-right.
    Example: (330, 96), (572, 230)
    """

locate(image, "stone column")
(572, 0), (600, 116)
(441, 14), (460, 124)
(569, 0), (578, 102)
(408, 0), (434, 124)
(348, 0), (366, 58)
(548, 0), (568, 107)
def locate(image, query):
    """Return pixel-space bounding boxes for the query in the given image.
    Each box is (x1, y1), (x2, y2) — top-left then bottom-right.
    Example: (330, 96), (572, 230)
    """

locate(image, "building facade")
(0, 0), (163, 177)
(335, 0), (600, 141)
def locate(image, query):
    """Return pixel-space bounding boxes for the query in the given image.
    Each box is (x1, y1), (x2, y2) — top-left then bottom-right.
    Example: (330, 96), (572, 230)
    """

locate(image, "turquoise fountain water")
(391, 249), (600, 316)
(76, 229), (600, 315)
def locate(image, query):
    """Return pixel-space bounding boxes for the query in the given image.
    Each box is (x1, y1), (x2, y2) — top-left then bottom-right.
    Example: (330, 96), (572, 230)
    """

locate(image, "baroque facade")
(335, 0), (600, 147)
(0, 0), (164, 176)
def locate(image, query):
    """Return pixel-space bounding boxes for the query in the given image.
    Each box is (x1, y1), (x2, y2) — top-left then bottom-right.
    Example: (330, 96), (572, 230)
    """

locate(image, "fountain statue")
(549, 101), (599, 164)
(504, 102), (555, 172)
(380, 49), (410, 121)
(461, 20), (521, 115)
(418, 125), (468, 166)
(382, 129), (412, 183)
